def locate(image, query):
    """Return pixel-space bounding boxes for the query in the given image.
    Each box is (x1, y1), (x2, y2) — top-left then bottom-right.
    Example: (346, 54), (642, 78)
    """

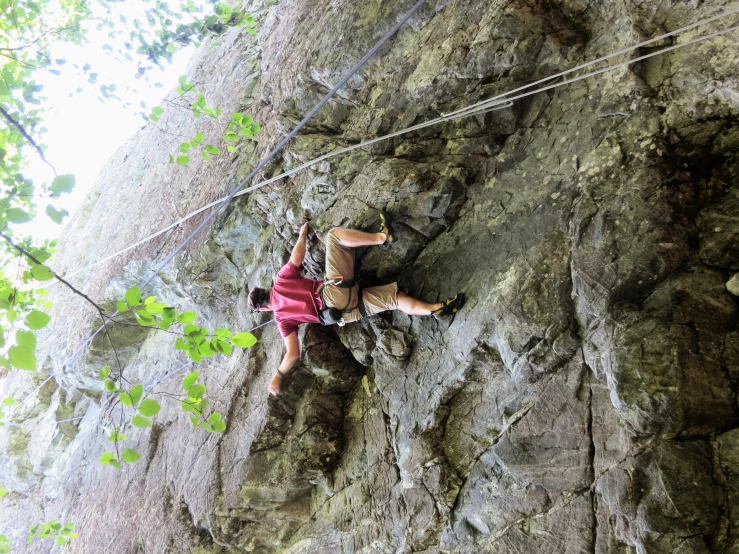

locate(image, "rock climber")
(248, 216), (465, 395)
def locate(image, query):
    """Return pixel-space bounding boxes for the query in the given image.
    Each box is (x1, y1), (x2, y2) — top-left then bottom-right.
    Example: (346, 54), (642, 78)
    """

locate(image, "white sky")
(0, 3), (205, 395)
(17, 2), (199, 240)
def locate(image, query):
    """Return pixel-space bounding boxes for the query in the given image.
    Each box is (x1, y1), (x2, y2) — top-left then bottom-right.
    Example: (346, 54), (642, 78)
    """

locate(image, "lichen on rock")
(2, 0), (739, 552)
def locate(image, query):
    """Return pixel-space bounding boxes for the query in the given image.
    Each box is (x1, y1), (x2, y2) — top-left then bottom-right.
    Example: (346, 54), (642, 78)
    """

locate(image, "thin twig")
(106, 316), (185, 336)
(0, 25), (80, 52)
(0, 230), (131, 382)
(0, 231), (101, 312)
(147, 119), (193, 141)
(0, 106), (56, 175)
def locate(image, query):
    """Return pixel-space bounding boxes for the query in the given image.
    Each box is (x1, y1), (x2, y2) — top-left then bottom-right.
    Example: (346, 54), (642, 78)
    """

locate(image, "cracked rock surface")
(1, 0), (739, 552)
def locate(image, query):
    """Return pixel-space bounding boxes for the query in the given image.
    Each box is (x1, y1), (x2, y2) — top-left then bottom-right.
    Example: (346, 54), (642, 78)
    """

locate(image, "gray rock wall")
(1, 0), (738, 552)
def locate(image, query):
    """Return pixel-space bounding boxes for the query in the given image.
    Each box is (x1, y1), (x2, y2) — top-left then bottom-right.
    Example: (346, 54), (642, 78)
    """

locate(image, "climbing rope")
(61, 0), (429, 366)
(60, 5), (739, 281)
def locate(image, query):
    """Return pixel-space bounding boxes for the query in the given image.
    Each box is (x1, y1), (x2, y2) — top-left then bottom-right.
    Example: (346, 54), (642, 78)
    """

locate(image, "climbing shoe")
(432, 292), (466, 320)
(378, 211), (396, 245)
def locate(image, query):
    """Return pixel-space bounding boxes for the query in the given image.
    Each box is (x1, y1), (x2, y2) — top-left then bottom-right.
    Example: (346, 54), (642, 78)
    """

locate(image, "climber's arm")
(268, 331), (301, 395)
(289, 221), (310, 267)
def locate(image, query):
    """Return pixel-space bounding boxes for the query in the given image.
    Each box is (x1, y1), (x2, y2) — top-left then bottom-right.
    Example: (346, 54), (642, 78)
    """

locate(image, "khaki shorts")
(321, 231), (398, 323)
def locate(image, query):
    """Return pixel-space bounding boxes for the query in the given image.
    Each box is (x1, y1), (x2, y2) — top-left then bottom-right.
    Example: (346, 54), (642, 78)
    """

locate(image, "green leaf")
(224, 131), (239, 141)
(144, 302), (166, 315)
(214, 328), (232, 338)
(5, 208), (31, 223)
(152, 106), (164, 117)
(49, 174), (75, 197)
(17, 330), (36, 349)
(231, 332), (258, 349)
(130, 384), (143, 405)
(199, 421), (213, 432)
(45, 204), (69, 224)
(167, 43), (177, 53)
(104, 379), (117, 392)
(8, 345), (35, 371)
(195, 132), (203, 143)
(135, 310), (155, 326)
(108, 428), (126, 442)
(183, 371), (199, 390)
(6, 309), (16, 323)
(189, 415), (199, 428)
(211, 339), (223, 354)
(132, 415), (151, 428)
(213, 421), (227, 433)
(176, 155), (190, 165)
(119, 391), (133, 407)
(209, 412), (221, 424)
(252, 124), (261, 133)
(121, 449), (142, 463)
(178, 311), (197, 324)
(181, 400), (198, 415)
(198, 341), (214, 357)
(144, 296), (156, 305)
(187, 384), (206, 399)
(178, 75), (187, 85)
(183, 323), (200, 336)
(99, 452), (116, 466)
(98, 366), (111, 379)
(204, 145), (220, 155)
(201, 151), (209, 161)
(116, 301), (129, 313)
(57, 536), (67, 546)
(187, 348), (202, 363)
(0, 486), (6, 497)
(138, 399), (161, 417)
(125, 287), (142, 306)
(110, 459), (122, 470)
(179, 142), (191, 153)
(30, 264), (54, 281)
(218, 340), (233, 356)
(3, 397), (14, 406)
(24, 310), (50, 330)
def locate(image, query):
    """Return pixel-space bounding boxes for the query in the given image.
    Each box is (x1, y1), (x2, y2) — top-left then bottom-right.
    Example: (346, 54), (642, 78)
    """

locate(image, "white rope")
(59, 6), (739, 281)
(441, 4), (739, 119)
(447, 23), (739, 119)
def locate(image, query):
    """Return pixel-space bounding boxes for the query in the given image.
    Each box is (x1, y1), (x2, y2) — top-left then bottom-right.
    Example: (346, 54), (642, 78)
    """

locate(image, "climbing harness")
(318, 275), (370, 326)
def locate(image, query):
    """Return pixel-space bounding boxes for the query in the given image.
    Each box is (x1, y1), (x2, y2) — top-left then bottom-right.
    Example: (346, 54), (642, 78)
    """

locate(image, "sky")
(0, 3), (205, 396)
(18, 1), (199, 240)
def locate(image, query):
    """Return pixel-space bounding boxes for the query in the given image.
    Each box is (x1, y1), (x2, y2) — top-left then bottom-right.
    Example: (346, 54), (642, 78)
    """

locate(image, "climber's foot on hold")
(433, 292), (465, 320)
(377, 211), (396, 245)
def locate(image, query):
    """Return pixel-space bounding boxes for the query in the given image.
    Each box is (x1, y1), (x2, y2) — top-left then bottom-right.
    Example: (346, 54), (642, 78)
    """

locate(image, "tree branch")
(0, 231), (102, 313)
(0, 231), (135, 385)
(0, 106), (56, 175)
(0, 25), (80, 52)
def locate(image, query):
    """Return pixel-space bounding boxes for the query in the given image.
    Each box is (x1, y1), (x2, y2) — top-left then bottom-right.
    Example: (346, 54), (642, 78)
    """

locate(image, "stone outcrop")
(1, 0), (738, 552)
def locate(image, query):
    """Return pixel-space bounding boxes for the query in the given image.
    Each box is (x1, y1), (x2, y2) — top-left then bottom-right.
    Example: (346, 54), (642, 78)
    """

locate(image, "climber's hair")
(248, 287), (271, 311)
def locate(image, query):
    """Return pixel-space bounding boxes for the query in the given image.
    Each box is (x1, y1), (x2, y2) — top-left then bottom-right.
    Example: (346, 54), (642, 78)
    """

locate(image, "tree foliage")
(0, 0), (263, 549)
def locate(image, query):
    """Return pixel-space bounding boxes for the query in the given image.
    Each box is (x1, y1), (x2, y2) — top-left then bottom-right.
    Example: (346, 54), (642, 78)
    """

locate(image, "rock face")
(1, 0), (739, 552)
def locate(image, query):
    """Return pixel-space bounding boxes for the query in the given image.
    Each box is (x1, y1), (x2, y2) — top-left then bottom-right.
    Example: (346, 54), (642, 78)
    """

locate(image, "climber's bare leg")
(396, 290), (442, 316)
(329, 227), (385, 248)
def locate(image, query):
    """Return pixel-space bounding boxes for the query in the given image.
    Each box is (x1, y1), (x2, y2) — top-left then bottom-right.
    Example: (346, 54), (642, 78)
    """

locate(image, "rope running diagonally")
(61, 0), (429, 366)
(60, 5), (739, 281)
(59, 8), (739, 369)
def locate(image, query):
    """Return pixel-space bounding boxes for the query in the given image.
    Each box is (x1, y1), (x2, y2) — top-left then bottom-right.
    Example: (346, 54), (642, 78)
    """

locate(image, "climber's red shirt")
(271, 262), (323, 338)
